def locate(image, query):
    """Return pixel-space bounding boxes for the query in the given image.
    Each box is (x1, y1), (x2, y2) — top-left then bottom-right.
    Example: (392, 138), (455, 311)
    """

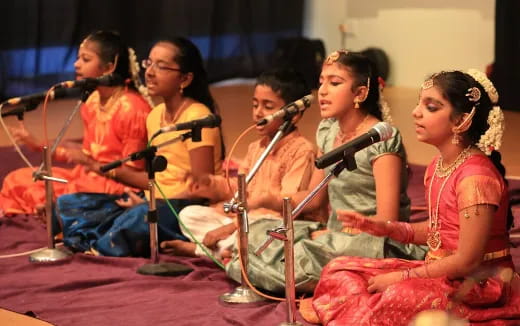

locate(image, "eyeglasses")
(141, 59), (181, 72)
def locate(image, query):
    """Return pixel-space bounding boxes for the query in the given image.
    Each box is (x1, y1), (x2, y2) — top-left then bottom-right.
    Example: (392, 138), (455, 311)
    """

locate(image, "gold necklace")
(336, 114), (370, 143)
(161, 98), (188, 127)
(427, 146), (473, 250)
(94, 88), (124, 145)
(435, 145), (472, 178)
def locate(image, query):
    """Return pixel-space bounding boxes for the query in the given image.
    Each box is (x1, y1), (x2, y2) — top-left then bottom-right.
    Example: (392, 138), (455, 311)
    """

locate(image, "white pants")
(179, 205), (278, 258)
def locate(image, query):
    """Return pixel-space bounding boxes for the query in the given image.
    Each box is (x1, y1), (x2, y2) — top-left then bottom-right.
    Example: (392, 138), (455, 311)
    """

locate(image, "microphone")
(60, 74), (124, 89)
(151, 115), (222, 138)
(315, 122), (394, 169)
(256, 94), (314, 126)
(2, 87), (81, 107)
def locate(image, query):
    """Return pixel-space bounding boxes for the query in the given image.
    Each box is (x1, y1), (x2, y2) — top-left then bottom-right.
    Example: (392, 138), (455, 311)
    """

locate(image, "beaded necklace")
(336, 114), (370, 144)
(426, 145), (473, 250)
(94, 87), (124, 146)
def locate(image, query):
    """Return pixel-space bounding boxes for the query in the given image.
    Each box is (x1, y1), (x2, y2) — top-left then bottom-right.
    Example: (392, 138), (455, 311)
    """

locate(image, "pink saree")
(307, 155), (520, 325)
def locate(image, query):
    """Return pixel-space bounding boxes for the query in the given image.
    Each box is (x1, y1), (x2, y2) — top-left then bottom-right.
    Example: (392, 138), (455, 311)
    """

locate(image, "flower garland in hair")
(478, 106), (504, 155)
(467, 69), (499, 104)
(128, 47), (154, 108)
(377, 77), (393, 124)
(466, 69), (504, 155)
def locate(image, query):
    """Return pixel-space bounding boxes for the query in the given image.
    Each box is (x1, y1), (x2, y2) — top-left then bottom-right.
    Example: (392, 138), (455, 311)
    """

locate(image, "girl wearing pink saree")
(303, 70), (519, 325)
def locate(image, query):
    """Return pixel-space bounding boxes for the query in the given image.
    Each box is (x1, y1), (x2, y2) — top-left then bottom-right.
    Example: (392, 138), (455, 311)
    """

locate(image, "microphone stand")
(220, 119), (294, 304)
(28, 146), (72, 262)
(29, 88), (92, 263)
(223, 119), (294, 217)
(255, 148), (357, 253)
(101, 130), (198, 276)
(219, 174), (264, 303)
(253, 149), (357, 313)
(34, 89), (92, 177)
(275, 198), (301, 326)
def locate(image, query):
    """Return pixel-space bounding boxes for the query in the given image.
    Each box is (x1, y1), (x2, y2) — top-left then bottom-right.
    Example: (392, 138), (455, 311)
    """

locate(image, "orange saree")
(0, 89), (151, 215)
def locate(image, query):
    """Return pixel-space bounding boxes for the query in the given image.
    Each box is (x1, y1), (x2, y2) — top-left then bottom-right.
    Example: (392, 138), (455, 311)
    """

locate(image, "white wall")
(303, 0), (495, 87)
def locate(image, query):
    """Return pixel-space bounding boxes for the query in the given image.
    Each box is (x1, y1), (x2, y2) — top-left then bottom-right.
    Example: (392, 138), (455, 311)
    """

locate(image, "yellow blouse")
(146, 102), (222, 199)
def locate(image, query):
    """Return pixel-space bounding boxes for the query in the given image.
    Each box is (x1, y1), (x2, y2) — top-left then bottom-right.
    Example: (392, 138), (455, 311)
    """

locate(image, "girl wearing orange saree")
(304, 70), (519, 325)
(0, 31), (152, 216)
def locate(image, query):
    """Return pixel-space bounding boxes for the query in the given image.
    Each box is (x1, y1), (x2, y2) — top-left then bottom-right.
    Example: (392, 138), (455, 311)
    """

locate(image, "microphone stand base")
(29, 247), (72, 263)
(137, 262), (193, 277)
(219, 286), (265, 304)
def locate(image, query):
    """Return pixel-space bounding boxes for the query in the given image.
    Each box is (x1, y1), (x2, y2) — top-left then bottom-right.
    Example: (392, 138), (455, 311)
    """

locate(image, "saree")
(58, 193), (201, 257)
(225, 119), (427, 293)
(58, 102), (223, 257)
(0, 89), (151, 215)
(308, 155), (520, 325)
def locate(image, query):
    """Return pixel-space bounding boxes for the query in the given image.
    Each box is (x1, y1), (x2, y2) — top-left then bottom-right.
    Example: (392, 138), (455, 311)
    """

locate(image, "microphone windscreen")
(303, 94), (314, 106)
(372, 122), (393, 141)
(211, 115), (222, 127)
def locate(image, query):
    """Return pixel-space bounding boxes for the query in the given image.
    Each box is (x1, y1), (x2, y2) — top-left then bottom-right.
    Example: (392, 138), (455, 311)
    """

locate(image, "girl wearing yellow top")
(58, 37), (224, 257)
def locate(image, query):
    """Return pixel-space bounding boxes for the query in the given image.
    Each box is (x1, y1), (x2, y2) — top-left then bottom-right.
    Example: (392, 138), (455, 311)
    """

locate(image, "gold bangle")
(106, 169), (117, 180)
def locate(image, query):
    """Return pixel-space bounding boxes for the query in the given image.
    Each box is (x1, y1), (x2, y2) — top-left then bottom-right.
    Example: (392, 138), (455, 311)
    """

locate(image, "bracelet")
(386, 220), (414, 243)
(401, 268), (411, 281)
(106, 169), (117, 180)
(403, 222), (414, 243)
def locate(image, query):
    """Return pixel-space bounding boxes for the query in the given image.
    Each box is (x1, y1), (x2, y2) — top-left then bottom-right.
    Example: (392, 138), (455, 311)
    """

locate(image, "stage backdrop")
(492, 0), (520, 112)
(0, 0), (304, 100)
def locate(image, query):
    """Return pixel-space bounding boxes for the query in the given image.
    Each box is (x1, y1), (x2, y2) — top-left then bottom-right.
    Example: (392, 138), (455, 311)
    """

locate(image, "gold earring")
(452, 133), (461, 145)
(180, 85), (184, 95)
(354, 99), (360, 109)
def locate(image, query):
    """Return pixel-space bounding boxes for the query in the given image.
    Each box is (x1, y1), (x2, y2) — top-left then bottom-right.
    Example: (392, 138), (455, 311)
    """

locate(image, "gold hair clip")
(422, 72), (440, 90)
(422, 79), (434, 89)
(465, 87), (481, 102)
(325, 49), (348, 65)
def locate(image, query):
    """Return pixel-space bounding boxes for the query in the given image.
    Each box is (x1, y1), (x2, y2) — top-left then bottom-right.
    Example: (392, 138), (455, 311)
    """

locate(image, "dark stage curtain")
(0, 0), (304, 100)
(493, 0), (520, 112)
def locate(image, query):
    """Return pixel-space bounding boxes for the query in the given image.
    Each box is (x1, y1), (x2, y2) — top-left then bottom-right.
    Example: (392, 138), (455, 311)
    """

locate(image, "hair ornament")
(465, 69), (504, 155)
(477, 106), (505, 155)
(325, 49), (348, 65)
(128, 47), (154, 107)
(465, 87), (481, 102)
(466, 68), (498, 104)
(377, 77), (393, 123)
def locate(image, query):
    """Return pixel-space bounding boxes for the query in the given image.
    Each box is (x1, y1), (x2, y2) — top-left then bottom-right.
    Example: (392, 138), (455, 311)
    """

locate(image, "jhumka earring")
(452, 132), (461, 145)
(180, 85), (184, 95)
(354, 98), (360, 109)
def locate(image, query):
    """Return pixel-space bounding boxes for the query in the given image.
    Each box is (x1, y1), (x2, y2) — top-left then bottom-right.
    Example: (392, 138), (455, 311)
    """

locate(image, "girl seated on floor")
(160, 68), (320, 260)
(57, 36), (224, 257)
(302, 69), (519, 325)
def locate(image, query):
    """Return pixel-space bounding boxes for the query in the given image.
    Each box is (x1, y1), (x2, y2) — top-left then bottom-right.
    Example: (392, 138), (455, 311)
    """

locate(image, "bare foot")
(220, 249), (232, 259)
(160, 240), (197, 257)
(220, 249), (233, 265)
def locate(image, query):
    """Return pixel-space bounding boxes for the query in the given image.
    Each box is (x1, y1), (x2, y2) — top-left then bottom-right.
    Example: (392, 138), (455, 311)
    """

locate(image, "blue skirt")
(57, 192), (207, 257)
